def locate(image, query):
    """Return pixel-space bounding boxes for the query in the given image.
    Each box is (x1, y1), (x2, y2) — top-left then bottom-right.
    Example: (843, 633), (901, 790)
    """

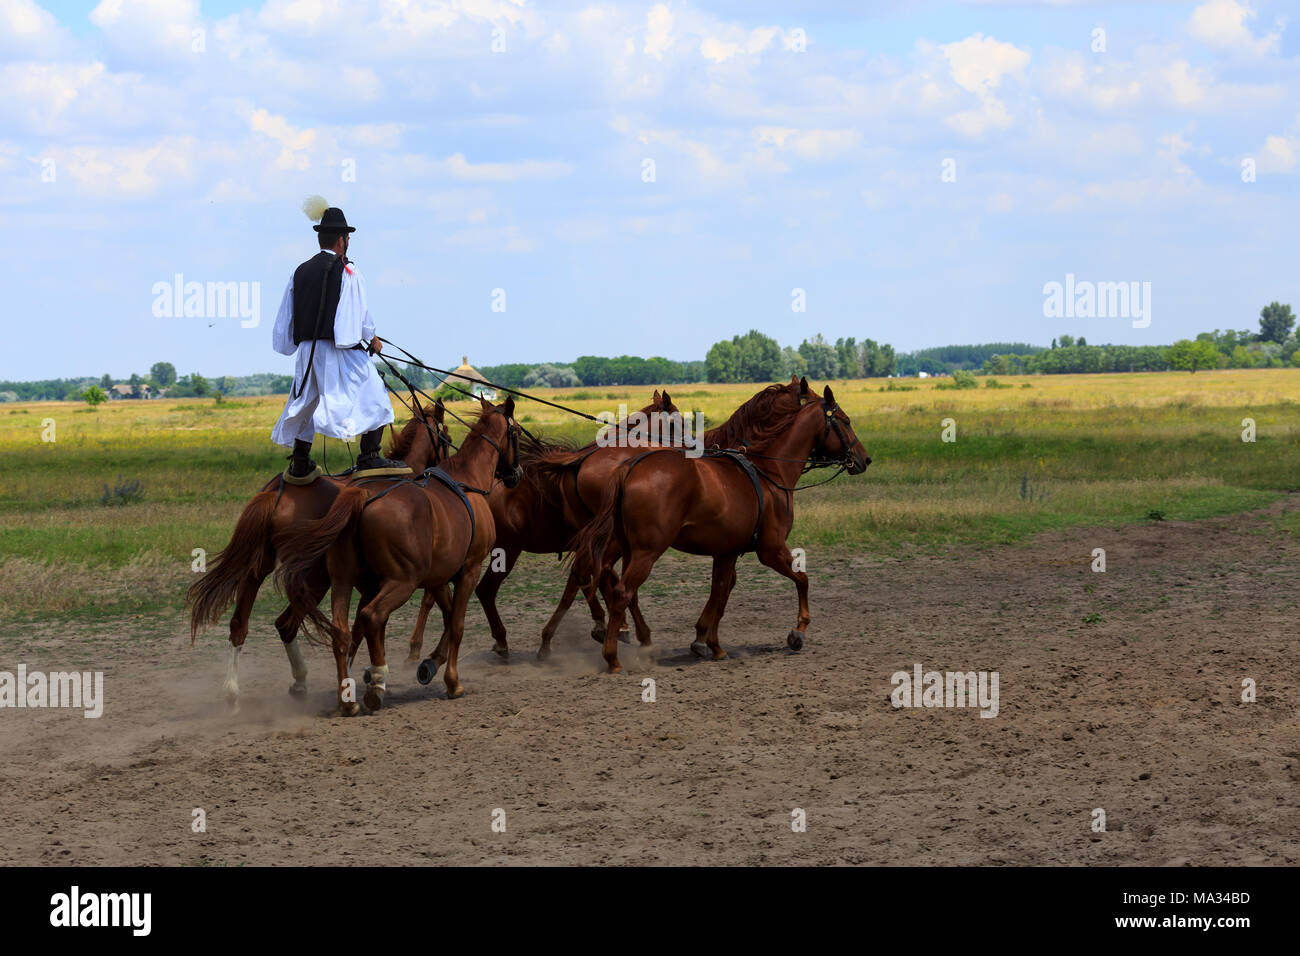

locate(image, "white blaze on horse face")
(283, 638), (308, 686)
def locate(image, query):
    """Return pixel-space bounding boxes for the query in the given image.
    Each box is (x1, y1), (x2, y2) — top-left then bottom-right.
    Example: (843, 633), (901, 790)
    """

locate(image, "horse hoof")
(618, 628), (633, 645)
(404, 651), (421, 665)
(416, 659), (437, 685)
(787, 630), (804, 652)
(363, 688), (384, 711)
(288, 682), (307, 698)
(445, 683), (465, 700)
(537, 645), (551, 661)
(492, 642), (509, 658)
(590, 625), (605, 644)
(690, 641), (709, 658)
(362, 667), (372, 685)
(340, 702), (361, 717)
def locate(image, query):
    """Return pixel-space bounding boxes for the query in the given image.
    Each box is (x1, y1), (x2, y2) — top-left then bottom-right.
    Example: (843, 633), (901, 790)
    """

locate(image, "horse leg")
(475, 546), (517, 657)
(221, 572), (261, 712)
(581, 576), (606, 643)
(691, 553), (739, 661)
(601, 548), (662, 674)
(539, 566), (583, 659)
(403, 588), (436, 663)
(359, 580), (415, 712)
(329, 581), (360, 717)
(616, 556), (635, 644)
(413, 585), (455, 678)
(273, 605), (309, 698)
(442, 561), (483, 700)
(628, 593), (652, 647)
(757, 542), (810, 651)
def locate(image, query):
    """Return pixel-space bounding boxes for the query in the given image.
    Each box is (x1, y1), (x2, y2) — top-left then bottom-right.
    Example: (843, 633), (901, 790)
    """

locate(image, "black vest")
(291, 251), (347, 345)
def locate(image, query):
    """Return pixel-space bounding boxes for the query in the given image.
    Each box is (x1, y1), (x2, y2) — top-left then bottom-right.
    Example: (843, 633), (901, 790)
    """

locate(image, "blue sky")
(2, 0), (1298, 380)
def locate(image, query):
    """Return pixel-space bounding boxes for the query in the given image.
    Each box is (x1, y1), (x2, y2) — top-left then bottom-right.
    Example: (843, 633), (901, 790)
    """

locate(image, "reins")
(373, 337), (857, 495)
(376, 337), (609, 427)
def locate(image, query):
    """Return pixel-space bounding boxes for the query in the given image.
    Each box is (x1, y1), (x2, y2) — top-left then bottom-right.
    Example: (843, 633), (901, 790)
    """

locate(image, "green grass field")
(2, 368), (1297, 623)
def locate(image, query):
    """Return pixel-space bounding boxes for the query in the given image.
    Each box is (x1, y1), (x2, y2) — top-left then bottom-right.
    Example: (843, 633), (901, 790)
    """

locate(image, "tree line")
(984, 303), (1298, 375)
(5, 302), (1293, 402)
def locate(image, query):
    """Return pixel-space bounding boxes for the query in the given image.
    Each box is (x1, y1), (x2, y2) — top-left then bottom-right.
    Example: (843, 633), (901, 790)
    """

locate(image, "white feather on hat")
(301, 195), (329, 223)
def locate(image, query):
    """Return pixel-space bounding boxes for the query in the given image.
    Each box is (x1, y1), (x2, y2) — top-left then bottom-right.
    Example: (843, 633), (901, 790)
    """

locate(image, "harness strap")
(709, 449), (765, 552)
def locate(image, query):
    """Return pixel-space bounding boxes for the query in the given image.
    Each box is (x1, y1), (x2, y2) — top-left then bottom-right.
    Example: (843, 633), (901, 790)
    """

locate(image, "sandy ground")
(1, 499), (1298, 866)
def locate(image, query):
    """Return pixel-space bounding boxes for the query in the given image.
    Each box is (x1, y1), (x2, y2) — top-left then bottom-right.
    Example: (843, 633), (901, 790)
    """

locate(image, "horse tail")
(186, 489), (278, 645)
(570, 460), (631, 587)
(274, 486), (369, 640)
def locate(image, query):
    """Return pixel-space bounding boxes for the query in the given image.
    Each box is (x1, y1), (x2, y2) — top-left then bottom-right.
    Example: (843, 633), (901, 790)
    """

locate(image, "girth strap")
(707, 449), (765, 552)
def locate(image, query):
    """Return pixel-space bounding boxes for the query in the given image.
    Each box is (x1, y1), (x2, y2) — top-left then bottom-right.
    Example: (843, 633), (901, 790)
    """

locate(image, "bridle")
(814, 396), (856, 467)
(475, 408), (522, 489)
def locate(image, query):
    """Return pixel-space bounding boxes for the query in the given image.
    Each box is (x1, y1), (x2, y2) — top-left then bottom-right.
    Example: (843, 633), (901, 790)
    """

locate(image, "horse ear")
(790, 373), (799, 385)
(479, 394), (489, 410)
(661, 389), (671, 407)
(653, 389), (660, 402)
(433, 400), (445, 423)
(503, 396), (515, 419)
(799, 376), (811, 395)
(823, 384), (835, 403)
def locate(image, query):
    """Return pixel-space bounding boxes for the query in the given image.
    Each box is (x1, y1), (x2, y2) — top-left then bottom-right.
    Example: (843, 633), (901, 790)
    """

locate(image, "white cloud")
(0, 0), (68, 56)
(946, 96), (1014, 138)
(1188, 0), (1281, 57)
(90, 0), (200, 57)
(1258, 134), (1297, 173)
(942, 33), (1030, 95)
(248, 107), (317, 170)
(40, 136), (197, 196)
(644, 3), (674, 60)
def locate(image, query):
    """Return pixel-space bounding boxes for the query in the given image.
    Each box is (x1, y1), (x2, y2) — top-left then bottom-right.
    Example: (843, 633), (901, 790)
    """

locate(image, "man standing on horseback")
(270, 196), (408, 479)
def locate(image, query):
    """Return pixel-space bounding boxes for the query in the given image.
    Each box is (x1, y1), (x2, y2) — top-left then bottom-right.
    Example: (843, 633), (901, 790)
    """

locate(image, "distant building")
(444, 355), (497, 399)
(109, 383), (155, 399)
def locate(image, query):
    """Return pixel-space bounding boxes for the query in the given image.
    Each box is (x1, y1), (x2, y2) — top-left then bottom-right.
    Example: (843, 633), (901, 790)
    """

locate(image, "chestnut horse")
(276, 396), (520, 713)
(405, 390), (681, 668)
(185, 401), (451, 710)
(574, 379), (870, 673)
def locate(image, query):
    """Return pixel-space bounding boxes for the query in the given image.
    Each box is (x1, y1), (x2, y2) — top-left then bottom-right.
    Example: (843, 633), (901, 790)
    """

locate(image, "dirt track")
(2, 501), (1298, 865)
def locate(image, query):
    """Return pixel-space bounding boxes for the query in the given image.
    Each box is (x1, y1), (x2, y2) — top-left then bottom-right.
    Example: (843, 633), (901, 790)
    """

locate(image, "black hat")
(313, 207), (356, 234)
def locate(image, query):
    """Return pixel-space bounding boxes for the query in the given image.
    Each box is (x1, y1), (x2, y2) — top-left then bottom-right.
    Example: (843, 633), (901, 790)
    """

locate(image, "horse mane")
(704, 383), (803, 450)
(519, 431), (579, 465)
(384, 411), (426, 460)
(387, 402), (429, 459)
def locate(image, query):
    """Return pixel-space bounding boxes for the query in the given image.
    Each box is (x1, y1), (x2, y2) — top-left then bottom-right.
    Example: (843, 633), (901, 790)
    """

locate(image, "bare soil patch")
(1, 501), (1297, 865)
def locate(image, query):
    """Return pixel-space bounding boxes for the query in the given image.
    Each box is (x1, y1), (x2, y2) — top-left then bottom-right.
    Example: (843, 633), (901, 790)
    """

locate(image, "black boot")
(356, 427), (410, 473)
(287, 439), (317, 478)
